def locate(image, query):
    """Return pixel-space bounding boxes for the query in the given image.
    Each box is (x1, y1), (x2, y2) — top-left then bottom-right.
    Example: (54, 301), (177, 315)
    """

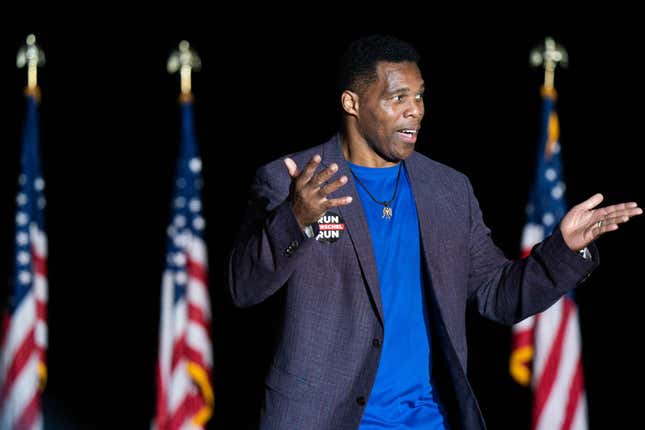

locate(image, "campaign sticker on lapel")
(316, 211), (345, 243)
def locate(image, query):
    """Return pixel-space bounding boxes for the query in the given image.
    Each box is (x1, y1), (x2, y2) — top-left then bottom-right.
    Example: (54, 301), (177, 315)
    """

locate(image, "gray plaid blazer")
(227, 134), (597, 430)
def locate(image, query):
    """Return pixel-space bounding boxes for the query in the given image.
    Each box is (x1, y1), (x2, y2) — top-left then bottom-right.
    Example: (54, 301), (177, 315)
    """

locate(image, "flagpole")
(530, 36), (568, 90)
(1, 32), (48, 430)
(16, 33), (45, 101)
(155, 39), (213, 429)
(167, 40), (202, 102)
(522, 37), (589, 430)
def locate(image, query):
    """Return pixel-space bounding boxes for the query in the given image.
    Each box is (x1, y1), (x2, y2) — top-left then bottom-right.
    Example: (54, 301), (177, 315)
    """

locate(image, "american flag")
(510, 86), (587, 429)
(0, 93), (48, 430)
(153, 97), (214, 430)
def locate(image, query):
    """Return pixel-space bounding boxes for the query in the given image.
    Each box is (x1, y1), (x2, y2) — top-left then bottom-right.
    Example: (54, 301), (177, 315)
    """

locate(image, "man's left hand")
(560, 193), (642, 251)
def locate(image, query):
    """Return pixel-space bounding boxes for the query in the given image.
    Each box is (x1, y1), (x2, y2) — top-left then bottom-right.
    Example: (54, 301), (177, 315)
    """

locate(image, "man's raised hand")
(561, 193), (642, 251)
(284, 154), (353, 229)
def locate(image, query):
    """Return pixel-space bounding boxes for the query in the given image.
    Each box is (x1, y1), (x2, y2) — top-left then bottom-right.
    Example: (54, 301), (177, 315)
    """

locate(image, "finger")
(311, 163), (340, 188)
(283, 158), (299, 178)
(591, 217), (620, 235)
(323, 196), (353, 209)
(297, 154), (322, 186)
(595, 222), (619, 234)
(319, 175), (348, 196)
(603, 204), (642, 217)
(609, 207), (643, 219)
(580, 193), (604, 210)
(604, 213), (639, 226)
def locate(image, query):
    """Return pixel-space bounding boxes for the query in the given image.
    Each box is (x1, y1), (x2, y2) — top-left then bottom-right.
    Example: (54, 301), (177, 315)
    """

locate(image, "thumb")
(580, 193), (604, 210)
(283, 157), (299, 178)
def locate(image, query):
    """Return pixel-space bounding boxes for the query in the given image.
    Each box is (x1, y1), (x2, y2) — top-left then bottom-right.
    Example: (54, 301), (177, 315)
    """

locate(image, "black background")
(1, 9), (643, 429)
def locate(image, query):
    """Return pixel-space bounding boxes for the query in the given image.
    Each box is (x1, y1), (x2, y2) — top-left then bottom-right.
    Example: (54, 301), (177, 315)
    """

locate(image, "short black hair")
(338, 34), (420, 96)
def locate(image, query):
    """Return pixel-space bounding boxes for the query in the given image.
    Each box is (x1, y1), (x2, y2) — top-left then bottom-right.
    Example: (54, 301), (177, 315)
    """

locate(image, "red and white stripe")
(531, 297), (586, 430)
(511, 222), (587, 430)
(0, 224), (48, 430)
(154, 234), (213, 430)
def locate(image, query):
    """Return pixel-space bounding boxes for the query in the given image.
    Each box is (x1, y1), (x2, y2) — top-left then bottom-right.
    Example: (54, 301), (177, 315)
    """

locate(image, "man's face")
(357, 61), (425, 162)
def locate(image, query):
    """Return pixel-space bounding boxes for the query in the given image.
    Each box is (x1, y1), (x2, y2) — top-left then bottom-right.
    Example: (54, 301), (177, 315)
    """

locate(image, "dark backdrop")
(1, 10), (643, 430)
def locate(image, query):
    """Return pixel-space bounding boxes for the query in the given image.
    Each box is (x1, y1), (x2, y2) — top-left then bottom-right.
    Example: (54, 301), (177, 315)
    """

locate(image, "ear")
(341, 90), (359, 116)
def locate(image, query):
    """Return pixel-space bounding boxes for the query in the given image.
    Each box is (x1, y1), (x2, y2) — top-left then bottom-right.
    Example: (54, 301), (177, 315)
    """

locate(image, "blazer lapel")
(405, 153), (455, 331)
(322, 135), (384, 327)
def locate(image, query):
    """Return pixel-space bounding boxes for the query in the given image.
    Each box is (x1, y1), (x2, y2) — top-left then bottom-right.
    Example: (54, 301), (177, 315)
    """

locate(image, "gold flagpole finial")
(530, 37), (568, 90)
(17, 34), (46, 98)
(167, 40), (202, 101)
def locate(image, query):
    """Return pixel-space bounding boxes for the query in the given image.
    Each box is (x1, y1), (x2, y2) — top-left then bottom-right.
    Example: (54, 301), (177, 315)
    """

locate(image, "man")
(227, 35), (641, 429)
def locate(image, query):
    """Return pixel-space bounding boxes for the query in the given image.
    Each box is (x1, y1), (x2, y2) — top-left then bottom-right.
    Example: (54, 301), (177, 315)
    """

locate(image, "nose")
(405, 99), (424, 119)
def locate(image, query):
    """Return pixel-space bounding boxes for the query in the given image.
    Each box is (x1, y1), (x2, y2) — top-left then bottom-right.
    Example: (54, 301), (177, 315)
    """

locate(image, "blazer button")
(356, 396), (366, 406)
(284, 240), (300, 256)
(372, 338), (381, 348)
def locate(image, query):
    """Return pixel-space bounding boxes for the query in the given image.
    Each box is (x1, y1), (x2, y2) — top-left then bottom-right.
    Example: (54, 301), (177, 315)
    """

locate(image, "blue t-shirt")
(349, 162), (446, 430)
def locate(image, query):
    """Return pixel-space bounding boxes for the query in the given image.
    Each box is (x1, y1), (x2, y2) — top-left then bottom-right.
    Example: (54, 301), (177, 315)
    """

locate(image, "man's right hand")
(284, 154), (353, 229)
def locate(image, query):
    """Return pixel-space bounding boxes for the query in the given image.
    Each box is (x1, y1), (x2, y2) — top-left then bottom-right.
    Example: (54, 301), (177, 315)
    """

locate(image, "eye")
(415, 93), (424, 101)
(392, 95), (404, 102)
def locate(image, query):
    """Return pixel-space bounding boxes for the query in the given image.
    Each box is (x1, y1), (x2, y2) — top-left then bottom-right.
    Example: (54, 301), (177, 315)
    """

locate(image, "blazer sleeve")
(227, 164), (317, 307)
(464, 176), (599, 325)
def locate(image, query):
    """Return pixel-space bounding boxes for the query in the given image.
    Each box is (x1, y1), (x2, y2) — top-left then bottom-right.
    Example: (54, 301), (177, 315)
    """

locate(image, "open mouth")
(397, 129), (419, 143)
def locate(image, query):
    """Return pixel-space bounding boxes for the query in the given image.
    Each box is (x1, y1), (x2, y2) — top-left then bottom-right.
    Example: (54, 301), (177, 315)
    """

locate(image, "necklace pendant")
(382, 205), (393, 220)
